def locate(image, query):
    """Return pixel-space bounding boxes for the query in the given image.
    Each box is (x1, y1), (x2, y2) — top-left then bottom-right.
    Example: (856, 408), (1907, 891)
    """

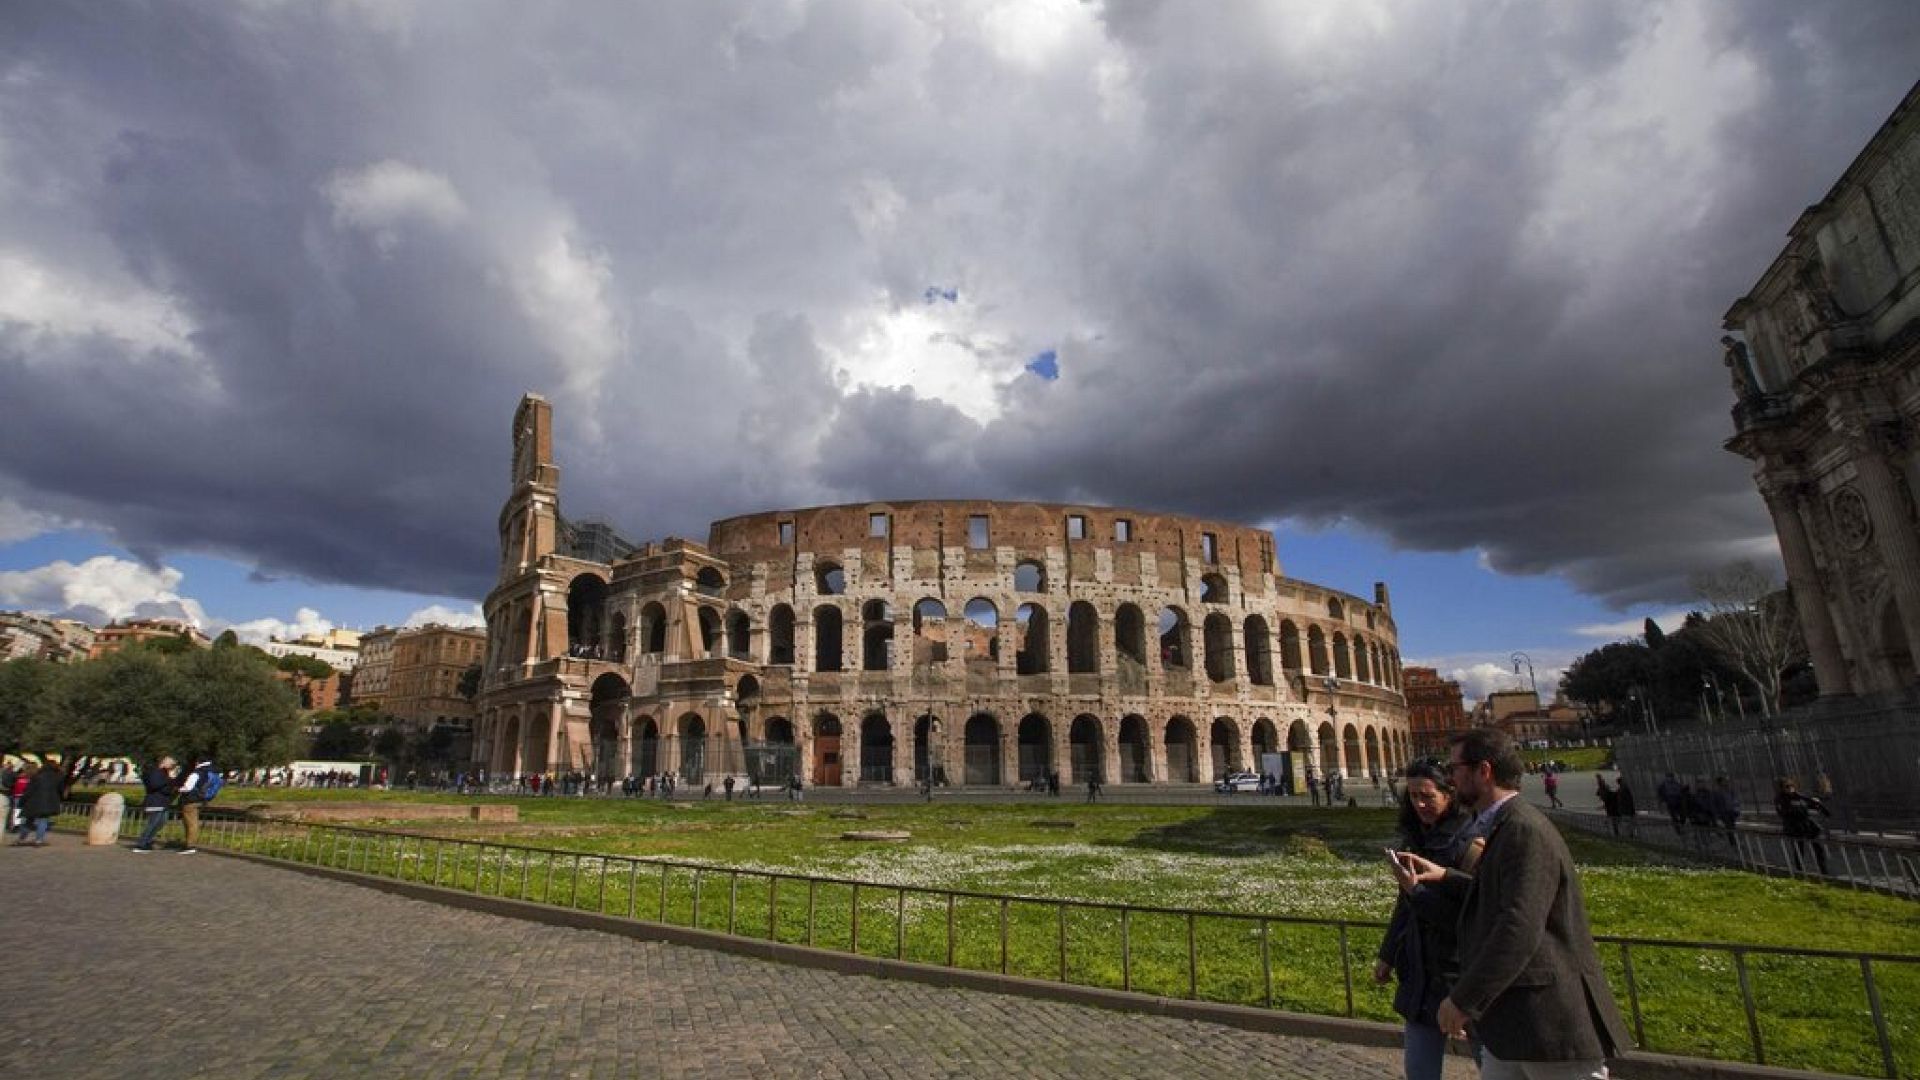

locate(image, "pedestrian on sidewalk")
(131, 755), (179, 852)
(1378, 759), (1484, 1079)
(1543, 769), (1562, 809)
(174, 757), (216, 854)
(14, 757), (66, 847)
(1774, 777), (1831, 875)
(1612, 776), (1638, 838)
(1594, 775), (1619, 835)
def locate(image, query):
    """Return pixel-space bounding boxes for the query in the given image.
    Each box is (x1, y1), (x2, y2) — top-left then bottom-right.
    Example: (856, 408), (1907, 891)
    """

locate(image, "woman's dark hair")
(1396, 759), (1465, 843)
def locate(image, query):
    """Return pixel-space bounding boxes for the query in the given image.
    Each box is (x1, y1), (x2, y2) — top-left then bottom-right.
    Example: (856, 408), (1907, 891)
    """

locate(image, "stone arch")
(567, 573), (610, 656)
(697, 607), (721, 659)
(1307, 625), (1328, 675)
(1332, 632), (1353, 679)
(813, 604), (844, 672)
(677, 712), (707, 783)
(1251, 718), (1278, 762)
(1203, 613), (1236, 683)
(726, 609), (752, 659)
(1364, 727), (1382, 782)
(631, 715), (658, 777)
(964, 713), (1002, 785)
(1316, 719), (1338, 776)
(1354, 637), (1372, 682)
(1327, 597), (1345, 621)
(1200, 572), (1229, 604)
(609, 612), (628, 662)
(589, 674), (630, 780)
(815, 561), (846, 596)
(1342, 722), (1363, 782)
(764, 716), (794, 744)
(1118, 714), (1152, 782)
(1209, 716), (1241, 777)
(913, 598), (949, 665)
(862, 599), (893, 672)
(642, 601), (668, 655)
(1158, 607), (1192, 671)
(496, 712), (523, 775)
(1115, 603), (1147, 668)
(1164, 716), (1199, 782)
(1066, 601), (1100, 673)
(964, 598), (1000, 670)
(1015, 603), (1050, 674)
(811, 712), (843, 786)
(1014, 559), (1048, 593)
(1017, 713), (1051, 784)
(695, 566), (725, 593)
(1069, 714), (1103, 784)
(1279, 620), (1302, 672)
(768, 604), (796, 665)
(524, 712), (552, 775)
(1244, 616), (1274, 686)
(913, 712), (942, 783)
(859, 711), (894, 783)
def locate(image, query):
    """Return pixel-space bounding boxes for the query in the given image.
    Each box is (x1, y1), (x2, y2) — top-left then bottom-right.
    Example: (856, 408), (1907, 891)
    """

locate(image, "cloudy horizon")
(3, 2), (1917, 686)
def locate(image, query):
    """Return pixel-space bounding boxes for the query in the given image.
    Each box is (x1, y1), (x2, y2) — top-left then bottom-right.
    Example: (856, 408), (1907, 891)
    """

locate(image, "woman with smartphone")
(1377, 760), (1484, 1080)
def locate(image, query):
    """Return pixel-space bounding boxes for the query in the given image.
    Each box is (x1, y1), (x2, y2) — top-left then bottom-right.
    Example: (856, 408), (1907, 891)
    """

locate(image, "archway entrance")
(632, 718), (658, 778)
(1209, 718), (1239, 778)
(812, 713), (842, 786)
(913, 713), (942, 784)
(860, 713), (894, 783)
(1165, 717), (1197, 782)
(1017, 714), (1051, 784)
(589, 674), (629, 781)
(678, 714), (706, 784)
(1069, 715), (1103, 785)
(964, 713), (1000, 785)
(1118, 714), (1151, 782)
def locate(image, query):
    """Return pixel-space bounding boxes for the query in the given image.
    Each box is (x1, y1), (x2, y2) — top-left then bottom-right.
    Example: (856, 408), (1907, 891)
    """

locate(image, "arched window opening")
(1307, 625), (1328, 676)
(1354, 638), (1373, 683)
(1014, 560), (1047, 593)
(726, 610), (751, 659)
(567, 574), (610, 658)
(816, 561), (846, 596)
(1164, 716), (1198, 783)
(631, 717), (658, 778)
(963, 713), (1001, 785)
(642, 602), (668, 655)
(913, 598), (948, 664)
(609, 613), (628, 662)
(1203, 613), (1236, 683)
(1158, 607), (1191, 671)
(862, 600), (893, 672)
(1332, 632), (1353, 679)
(1209, 717), (1240, 777)
(695, 566), (726, 596)
(1200, 572), (1229, 604)
(860, 713), (893, 783)
(964, 598), (1000, 668)
(1017, 714), (1051, 784)
(1279, 621), (1302, 672)
(1327, 597), (1345, 621)
(814, 605), (844, 672)
(1244, 616), (1273, 686)
(768, 605), (795, 665)
(1066, 601), (1099, 673)
(1118, 714), (1152, 783)
(1114, 604), (1147, 668)
(1069, 714), (1103, 784)
(679, 713), (707, 784)
(1015, 603), (1050, 675)
(697, 607), (721, 658)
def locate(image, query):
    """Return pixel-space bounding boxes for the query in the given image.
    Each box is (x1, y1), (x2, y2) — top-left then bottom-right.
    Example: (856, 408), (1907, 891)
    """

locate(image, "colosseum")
(474, 395), (1411, 791)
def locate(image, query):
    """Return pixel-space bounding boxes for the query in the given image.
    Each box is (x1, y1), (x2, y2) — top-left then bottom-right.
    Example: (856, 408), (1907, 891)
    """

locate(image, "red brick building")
(1402, 666), (1466, 757)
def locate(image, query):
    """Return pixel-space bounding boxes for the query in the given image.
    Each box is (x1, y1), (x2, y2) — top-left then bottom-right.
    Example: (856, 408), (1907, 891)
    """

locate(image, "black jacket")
(1379, 810), (1477, 1024)
(20, 766), (66, 818)
(141, 764), (179, 811)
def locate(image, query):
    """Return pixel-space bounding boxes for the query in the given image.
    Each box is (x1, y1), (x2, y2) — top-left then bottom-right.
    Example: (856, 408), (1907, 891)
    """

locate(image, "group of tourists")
(130, 754), (223, 853)
(2, 755), (69, 847)
(1374, 728), (1632, 1080)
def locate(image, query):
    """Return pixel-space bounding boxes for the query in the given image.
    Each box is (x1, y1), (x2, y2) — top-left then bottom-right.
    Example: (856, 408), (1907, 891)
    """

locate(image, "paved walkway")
(0, 840), (1472, 1080)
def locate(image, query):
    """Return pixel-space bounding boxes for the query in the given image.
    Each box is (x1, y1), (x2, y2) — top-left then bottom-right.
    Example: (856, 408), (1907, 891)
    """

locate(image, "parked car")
(1214, 771), (1262, 793)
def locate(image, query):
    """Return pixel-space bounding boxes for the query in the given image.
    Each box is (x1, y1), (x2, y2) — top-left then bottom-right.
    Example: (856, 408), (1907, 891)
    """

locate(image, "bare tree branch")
(1689, 561), (1807, 717)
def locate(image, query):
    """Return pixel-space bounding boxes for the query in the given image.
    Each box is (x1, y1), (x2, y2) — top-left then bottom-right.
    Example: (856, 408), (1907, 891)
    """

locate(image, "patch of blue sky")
(1024, 349), (1058, 380)
(923, 285), (959, 304)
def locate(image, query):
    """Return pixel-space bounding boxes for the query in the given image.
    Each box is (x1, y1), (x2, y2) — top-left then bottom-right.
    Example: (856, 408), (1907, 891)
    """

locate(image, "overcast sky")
(2, 2), (1917, 697)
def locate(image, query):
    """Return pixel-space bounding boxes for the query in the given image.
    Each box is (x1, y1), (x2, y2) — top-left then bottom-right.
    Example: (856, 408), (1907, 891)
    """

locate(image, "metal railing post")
(998, 897), (1009, 974)
(1861, 958), (1898, 1079)
(1121, 908), (1132, 992)
(1057, 902), (1067, 981)
(1620, 942), (1646, 1049)
(1186, 913), (1198, 999)
(898, 889), (908, 960)
(728, 872), (739, 934)
(1733, 949), (1764, 1065)
(1338, 922), (1355, 1017)
(945, 892), (954, 967)
(1260, 919), (1273, 1008)
(852, 883), (862, 955)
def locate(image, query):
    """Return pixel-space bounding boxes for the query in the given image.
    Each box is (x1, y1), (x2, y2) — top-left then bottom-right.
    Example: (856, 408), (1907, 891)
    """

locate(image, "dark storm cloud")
(0, 2), (1915, 609)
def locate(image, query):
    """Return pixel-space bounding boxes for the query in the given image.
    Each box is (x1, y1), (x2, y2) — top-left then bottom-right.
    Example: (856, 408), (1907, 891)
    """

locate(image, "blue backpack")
(198, 767), (225, 803)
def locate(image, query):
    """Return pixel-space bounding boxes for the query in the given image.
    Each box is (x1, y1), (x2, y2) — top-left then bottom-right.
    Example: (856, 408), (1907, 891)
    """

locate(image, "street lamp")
(1510, 651), (1539, 703)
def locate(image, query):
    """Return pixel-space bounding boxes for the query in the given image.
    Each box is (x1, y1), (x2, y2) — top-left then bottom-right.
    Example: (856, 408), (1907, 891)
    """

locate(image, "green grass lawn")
(130, 786), (1920, 1076)
(1524, 746), (1613, 771)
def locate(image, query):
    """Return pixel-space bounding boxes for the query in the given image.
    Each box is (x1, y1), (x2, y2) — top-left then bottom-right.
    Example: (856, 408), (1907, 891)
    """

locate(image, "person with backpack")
(173, 757), (221, 854)
(13, 757), (67, 847)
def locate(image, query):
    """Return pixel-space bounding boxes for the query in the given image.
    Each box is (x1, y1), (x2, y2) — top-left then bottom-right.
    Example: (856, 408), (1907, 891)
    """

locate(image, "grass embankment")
(159, 788), (1920, 1076)
(1523, 746), (1613, 771)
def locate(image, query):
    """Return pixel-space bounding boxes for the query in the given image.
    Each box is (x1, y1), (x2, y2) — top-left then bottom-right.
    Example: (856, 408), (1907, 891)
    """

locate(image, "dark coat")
(140, 764), (179, 811)
(1436, 798), (1632, 1062)
(20, 766), (66, 818)
(1379, 810), (1477, 1024)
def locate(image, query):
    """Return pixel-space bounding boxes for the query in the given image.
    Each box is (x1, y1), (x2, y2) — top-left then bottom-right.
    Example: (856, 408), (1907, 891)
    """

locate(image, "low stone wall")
(246, 803), (518, 824)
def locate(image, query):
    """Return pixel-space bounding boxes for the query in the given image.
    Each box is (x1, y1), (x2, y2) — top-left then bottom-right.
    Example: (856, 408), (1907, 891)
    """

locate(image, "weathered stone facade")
(475, 395), (1410, 789)
(1724, 82), (1920, 697)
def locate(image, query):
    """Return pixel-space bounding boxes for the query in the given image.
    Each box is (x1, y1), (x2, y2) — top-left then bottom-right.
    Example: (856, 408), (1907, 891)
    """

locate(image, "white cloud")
(322, 160), (468, 253)
(0, 497), (74, 544)
(0, 556), (208, 626)
(403, 602), (484, 629)
(0, 249), (200, 358)
(224, 606), (335, 645)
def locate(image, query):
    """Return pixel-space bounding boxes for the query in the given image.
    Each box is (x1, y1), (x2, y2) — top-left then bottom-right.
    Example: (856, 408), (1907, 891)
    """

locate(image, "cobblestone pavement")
(0, 840), (1477, 1079)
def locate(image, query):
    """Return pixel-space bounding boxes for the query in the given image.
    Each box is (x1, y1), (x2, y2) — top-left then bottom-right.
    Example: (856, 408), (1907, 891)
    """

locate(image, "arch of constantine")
(474, 395), (1411, 791)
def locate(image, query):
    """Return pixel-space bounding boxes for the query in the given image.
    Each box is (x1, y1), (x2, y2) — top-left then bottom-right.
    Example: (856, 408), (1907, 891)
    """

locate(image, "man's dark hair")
(1449, 727), (1524, 788)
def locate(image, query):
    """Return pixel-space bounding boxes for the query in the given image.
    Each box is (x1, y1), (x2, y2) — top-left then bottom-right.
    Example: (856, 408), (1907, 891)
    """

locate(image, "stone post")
(88, 792), (125, 846)
(1761, 479), (1852, 696)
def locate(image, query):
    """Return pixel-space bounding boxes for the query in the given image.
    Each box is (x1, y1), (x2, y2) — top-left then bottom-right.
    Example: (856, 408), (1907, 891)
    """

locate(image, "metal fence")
(1614, 706), (1920, 833)
(1552, 808), (1920, 899)
(60, 802), (1919, 1077)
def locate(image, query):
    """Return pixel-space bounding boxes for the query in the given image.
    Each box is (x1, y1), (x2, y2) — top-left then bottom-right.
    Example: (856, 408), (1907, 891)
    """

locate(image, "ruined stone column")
(1762, 478), (1851, 696)
(1837, 417), (1920, 678)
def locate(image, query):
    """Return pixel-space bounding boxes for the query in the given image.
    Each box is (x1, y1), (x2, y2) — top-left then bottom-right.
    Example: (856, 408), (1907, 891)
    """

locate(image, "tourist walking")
(14, 758), (66, 847)
(1656, 772), (1686, 835)
(174, 757), (217, 854)
(1085, 773), (1102, 802)
(1401, 729), (1632, 1079)
(1707, 777), (1740, 847)
(1542, 769), (1561, 808)
(1594, 775), (1619, 835)
(1306, 769), (1320, 807)
(1612, 776), (1638, 838)
(1377, 760), (1484, 1079)
(131, 755), (179, 852)
(1774, 777), (1831, 875)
